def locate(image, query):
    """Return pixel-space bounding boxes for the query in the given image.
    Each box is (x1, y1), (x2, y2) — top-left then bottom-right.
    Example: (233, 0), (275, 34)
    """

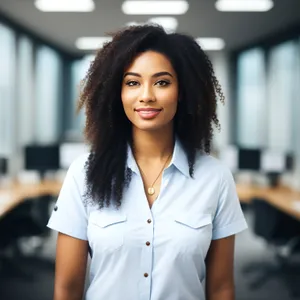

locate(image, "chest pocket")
(88, 211), (127, 253)
(172, 213), (212, 255)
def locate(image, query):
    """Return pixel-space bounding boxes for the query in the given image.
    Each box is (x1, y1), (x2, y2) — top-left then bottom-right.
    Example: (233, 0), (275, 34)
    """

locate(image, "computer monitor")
(261, 150), (285, 173)
(59, 143), (89, 169)
(286, 153), (294, 171)
(25, 145), (60, 178)
(0, 158), (8, 175)
(238, 148), (261, 171)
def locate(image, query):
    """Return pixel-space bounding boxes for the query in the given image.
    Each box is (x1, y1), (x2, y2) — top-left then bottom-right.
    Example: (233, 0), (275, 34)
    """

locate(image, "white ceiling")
(0, 0), (299, 55)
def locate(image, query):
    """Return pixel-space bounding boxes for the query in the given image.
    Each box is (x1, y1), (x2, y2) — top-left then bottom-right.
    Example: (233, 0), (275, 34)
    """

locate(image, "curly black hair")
(78, 24), (224, 209)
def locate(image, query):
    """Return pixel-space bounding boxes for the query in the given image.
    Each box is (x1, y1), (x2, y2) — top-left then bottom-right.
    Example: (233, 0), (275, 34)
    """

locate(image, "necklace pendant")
(148, 187), (155, 195)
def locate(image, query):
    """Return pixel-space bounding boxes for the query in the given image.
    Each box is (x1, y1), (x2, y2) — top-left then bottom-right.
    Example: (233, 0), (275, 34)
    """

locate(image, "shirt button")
(144, 273), (149, 278)
(147, 219), (152, 224)
(54, 205), (58, 211)
(146, 241), (150, 246)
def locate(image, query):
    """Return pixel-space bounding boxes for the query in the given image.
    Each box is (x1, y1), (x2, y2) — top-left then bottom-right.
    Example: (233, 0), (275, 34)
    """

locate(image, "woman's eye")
(126, 81), (139, 86)
(156, 80), (170, 86)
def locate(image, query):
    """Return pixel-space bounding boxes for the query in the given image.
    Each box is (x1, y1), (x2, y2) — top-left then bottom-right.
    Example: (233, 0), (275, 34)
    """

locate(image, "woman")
(48, 24), (247, 300)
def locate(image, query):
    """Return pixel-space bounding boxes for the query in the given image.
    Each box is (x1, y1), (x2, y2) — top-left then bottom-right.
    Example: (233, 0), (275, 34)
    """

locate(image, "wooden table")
(263, 188), (300, 221)
(0, 181), (62, 217)
(1, 181), (300, 221)
(236, 184), (300, 221)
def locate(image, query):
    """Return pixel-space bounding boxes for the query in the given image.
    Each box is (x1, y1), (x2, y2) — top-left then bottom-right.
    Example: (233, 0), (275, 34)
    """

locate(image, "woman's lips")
(135, 108), (162, 119)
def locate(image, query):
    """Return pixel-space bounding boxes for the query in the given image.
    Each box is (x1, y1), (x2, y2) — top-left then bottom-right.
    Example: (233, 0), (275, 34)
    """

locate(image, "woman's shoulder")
(67, 152), (90, 177)
(194, 151), (232, 177)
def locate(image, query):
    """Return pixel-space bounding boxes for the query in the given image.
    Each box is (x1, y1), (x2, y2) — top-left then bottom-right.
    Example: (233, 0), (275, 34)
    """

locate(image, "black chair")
(0, 196), (54, 279)
(243, 198), (300, 298)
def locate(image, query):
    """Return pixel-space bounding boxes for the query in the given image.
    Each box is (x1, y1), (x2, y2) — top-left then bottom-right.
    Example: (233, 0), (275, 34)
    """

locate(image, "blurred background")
(0, 0), (300, 299)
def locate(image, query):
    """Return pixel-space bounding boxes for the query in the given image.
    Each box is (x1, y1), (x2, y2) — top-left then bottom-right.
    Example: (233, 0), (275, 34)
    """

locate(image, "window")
(0, 23), (16, 156)
(236, 48), (266, 148)
(17, 35), (34, 146)
(267, 41), (297, 152)
(67, 55), (95, 140)
(35, 45), (62, 143)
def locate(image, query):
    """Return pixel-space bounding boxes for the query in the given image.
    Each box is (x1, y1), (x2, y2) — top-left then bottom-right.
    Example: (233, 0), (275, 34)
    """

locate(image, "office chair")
(243, 198), (300, 298)
(0, 196), (53, 279)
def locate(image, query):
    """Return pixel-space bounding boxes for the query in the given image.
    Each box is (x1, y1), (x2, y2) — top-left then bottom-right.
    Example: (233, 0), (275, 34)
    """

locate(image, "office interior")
(0, 0), (300, 299)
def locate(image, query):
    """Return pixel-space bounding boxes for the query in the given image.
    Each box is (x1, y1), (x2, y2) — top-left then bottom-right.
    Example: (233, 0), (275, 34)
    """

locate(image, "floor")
(0, 208), (300, 300)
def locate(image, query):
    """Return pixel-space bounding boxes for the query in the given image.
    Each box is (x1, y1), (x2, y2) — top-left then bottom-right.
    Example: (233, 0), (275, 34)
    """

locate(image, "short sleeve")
(47, 156), (88, 240)
(212, 168), (248, 240)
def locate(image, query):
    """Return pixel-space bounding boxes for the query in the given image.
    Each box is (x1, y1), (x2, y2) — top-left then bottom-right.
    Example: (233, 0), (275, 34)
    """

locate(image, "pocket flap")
(90, 212), (127, 228)
(175, 213), (212, 229)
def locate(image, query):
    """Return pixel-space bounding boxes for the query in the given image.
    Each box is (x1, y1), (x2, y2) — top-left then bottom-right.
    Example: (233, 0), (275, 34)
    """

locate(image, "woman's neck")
(131, 126), (174, 162)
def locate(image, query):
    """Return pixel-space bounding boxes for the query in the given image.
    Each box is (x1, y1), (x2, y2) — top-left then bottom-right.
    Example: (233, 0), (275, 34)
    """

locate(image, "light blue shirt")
(47, 139), (247, 300)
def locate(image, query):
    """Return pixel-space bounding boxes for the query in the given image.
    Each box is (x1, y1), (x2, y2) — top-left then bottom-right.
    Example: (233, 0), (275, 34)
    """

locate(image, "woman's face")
(121, 51), (178, 132)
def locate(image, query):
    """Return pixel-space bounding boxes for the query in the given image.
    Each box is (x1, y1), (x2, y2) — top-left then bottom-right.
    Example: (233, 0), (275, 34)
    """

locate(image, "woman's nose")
(139, 86), (156, 103)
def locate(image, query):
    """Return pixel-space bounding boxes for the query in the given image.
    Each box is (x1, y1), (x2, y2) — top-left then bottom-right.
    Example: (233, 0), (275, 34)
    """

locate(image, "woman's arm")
(205, 235), (235, 300)
(53, 232), (89, 300)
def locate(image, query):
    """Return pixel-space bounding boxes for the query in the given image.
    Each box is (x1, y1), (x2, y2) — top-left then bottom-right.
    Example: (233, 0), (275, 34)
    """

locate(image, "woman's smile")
(135, 107), (163, 119)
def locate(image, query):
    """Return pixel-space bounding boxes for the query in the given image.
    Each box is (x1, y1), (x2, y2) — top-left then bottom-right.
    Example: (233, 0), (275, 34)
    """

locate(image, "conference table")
(0, 180), (62, 218)
(1, 180), (300, 221)
(236, 184), (300, 220)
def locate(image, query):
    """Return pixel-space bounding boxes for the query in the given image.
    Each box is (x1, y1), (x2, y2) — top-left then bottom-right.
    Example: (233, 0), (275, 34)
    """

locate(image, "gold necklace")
(138, 153), (172, 196)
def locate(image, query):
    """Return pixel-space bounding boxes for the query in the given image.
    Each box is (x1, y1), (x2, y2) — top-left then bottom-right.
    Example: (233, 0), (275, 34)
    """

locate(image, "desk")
(237, 184), (300, 221)
(1, 181), (300, 221)
(264, 188), (300, 221)
(236, 184), (262, 203)
(0, 181), (61, 218)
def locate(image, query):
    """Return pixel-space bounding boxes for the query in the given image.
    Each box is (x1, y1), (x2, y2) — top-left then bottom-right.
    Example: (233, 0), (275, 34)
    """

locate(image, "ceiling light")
(215, 0), (273, 12)
(75, 37), (112, 50)
(148, 17), (178, 33)
(125, 21), (144, 27)
(125, 17), (178, 33)
(195, 38), (225, 51)
(35, 0), (95, 12)
(122, 1), (189, 15)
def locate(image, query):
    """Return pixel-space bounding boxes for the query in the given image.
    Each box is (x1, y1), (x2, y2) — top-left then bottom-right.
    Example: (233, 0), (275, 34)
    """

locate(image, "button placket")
(142, 216), (153, 281)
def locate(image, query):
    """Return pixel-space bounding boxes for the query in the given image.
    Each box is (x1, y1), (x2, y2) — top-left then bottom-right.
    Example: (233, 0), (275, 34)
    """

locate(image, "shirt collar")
(127, 138), (190, 178)
(171, 138), (190, 178)
(127, 144), (139, 174)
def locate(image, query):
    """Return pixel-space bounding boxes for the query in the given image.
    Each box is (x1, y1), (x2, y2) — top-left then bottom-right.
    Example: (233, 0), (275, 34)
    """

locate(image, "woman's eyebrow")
(152, 71), (173, 78)
(123, 71), (173, 78)
(123, 72), (141, 78)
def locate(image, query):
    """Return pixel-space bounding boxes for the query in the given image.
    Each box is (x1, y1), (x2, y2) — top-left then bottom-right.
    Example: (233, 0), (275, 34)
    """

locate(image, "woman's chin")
(134, 125), (162, 132)
(132, 121), (173, 133)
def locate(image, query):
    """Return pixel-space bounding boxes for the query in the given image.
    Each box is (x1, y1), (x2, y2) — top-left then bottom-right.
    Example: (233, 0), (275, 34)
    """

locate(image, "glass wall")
(294, 38), (300, 183)
(17, 35), (34, 146)
(267, 41), (297, 152)
(67, 54), (95, 140)
(236, 48), (266, 148)
(35, 46), (62, 144)
(0, 20), (74, 175)
(236, 40), (299, 152)
(0, 24), (16, 157)
(235, 36), (300, 189)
